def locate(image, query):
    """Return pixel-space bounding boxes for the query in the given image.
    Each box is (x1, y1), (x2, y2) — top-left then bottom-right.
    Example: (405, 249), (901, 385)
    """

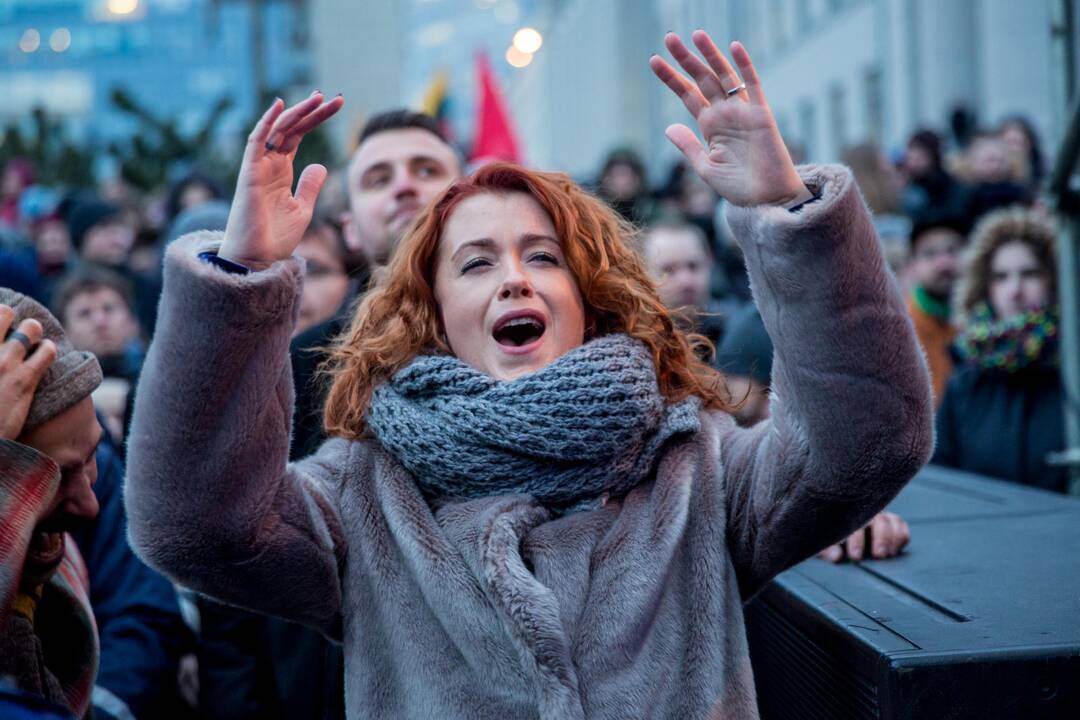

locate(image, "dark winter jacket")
(933, 364), (1066, 493)
(198, 598), (345, 720)
(125, 165), (934, 719)
(71, 437), (190, 720)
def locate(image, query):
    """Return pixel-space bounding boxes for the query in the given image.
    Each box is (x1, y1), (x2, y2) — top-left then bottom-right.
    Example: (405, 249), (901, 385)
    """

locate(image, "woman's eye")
(461, 258), (490, 274)
(529, 251), (558, 265)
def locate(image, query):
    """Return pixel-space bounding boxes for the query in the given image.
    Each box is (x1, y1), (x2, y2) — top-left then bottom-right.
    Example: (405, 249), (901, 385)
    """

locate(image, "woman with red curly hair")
(127, 31), (933, 719)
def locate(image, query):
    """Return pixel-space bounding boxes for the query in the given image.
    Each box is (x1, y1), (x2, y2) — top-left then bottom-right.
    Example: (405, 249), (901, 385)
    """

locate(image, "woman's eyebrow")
(519, 233), (560, 248)
(450, 238), (496, 262)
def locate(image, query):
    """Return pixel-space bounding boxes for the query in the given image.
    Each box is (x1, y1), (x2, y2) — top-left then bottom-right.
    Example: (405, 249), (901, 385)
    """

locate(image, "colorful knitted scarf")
(366, 334), (701, 510)
(954, 303), (1058, 372)
(911, 285), (951, 321)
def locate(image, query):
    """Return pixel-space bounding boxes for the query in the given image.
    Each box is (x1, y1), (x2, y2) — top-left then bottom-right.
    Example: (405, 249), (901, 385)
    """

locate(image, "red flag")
(469, 51), (522, 165)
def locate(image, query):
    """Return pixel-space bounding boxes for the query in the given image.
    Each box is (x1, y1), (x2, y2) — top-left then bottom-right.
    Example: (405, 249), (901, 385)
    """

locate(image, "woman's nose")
(498, 263), (534, 300)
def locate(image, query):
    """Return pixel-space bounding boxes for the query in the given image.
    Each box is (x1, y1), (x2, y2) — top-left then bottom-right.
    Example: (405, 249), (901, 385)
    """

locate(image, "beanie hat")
(68, 200), (121, 251)
(0, 288), (102, 432)
(715, 305), (774, 386)
(166, 199), (231, 244)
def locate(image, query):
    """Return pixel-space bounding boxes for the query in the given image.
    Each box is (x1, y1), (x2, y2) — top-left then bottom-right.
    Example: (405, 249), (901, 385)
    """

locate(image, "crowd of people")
(0, 28), (1068, 720)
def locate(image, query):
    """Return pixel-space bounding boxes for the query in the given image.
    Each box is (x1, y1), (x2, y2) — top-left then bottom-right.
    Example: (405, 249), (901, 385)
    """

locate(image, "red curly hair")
(323, 162), (731, 439)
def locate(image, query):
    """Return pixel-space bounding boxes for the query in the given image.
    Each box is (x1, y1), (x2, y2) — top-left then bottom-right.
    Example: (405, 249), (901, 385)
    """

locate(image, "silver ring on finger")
(726, 82), (746, 97)
(6, 330), (34, 354)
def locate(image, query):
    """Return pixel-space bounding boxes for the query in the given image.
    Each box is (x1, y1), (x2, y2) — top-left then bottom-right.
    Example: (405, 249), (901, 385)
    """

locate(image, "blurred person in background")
(164, 170), (225, 228)
(654, 160), (751, 303)
(594, 147), (655, 225)
(166, 199), (231, 247)
(67, 198), (161, 338)
(901, 129), (973, 229)
(0, 225), (41, 301)
(905, 219), (967, 403)
(0, 158), (35, 227)
(641, 219), (745, 347)
(962, 132), (1032, 222)
(934, 208), (1067, 493)
(53, 268), (145, 446)
(716, 305), (912, 562)
(30, 212), (76, 304)
(842, 143), (910, 276)
(998, 116), (1045, 192)
(294, 216), (350, 338)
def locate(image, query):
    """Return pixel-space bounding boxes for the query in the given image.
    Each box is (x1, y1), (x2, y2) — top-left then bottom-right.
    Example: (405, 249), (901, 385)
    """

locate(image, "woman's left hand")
(650, 31), (811, 208)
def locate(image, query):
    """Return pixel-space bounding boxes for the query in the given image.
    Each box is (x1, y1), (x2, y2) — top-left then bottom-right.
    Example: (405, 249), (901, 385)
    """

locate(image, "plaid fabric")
(0, 439), (98, 718)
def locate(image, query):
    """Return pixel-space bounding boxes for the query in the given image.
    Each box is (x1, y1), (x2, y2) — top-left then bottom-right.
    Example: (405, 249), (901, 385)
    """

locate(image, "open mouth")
(492, 311), (546, 348)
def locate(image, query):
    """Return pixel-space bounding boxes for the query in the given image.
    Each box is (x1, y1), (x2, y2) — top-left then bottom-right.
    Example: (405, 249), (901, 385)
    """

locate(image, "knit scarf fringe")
(954, 303), (1058, 372)
(366, 334), (701, 510)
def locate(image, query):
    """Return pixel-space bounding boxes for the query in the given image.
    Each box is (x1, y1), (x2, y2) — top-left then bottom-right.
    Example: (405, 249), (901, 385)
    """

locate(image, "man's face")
(968, 137), (1011, 184)
(82, 219), (135, 267)
(643, 226), (713, 311)
(909, 228), (964, 298)
(18, 396), (101, 533)
(63, 286), (140, 359)
(344, 128), (460, 267)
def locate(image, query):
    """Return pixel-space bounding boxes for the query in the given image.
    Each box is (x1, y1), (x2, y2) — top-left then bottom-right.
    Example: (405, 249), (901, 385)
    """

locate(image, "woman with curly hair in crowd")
(934, 208), (1067, 493)
(124, 31), (933, 719)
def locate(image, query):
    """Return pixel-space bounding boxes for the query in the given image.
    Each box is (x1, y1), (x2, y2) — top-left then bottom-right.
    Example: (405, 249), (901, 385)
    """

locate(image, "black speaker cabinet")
(745, 465), (1080, 720)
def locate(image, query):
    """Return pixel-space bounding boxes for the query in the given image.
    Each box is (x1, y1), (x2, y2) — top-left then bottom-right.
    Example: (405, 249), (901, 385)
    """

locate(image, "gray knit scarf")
(366, 334), (701, 509)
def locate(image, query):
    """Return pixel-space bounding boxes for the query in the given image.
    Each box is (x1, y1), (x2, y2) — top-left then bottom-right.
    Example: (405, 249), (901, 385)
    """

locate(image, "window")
(863, 66), (884, 144)
(827, 82), (847, 159)
(798, 98), (817, 162)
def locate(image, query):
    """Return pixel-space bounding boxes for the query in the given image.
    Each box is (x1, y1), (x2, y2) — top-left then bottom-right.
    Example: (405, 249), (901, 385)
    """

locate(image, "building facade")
(0, 0), (308, 167)
(503, 0), (1067, 181)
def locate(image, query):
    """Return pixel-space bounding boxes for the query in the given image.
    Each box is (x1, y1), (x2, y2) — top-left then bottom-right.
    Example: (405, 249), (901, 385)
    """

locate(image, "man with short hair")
(0, 289), (103, 718)
(641, 219), (745, 349)
(905, 220), (965, 403)
(341, 109), (463, 268)
(290, 109), (462, 460)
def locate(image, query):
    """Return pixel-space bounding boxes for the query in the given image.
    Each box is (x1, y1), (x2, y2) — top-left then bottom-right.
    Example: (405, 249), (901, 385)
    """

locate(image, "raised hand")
(650, 31), (811, 208)
(220, 91), (345, 266)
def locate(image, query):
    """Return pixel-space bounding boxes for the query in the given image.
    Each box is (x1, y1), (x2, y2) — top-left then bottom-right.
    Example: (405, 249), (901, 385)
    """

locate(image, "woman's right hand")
(219, 92), (345, 266)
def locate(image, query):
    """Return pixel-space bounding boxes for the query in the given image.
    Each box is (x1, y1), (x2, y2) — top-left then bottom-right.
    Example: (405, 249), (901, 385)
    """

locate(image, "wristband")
(198, 251), (251, 275)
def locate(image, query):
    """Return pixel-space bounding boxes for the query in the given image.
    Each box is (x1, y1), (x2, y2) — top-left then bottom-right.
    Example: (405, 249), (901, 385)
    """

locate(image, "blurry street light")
(19, 28), (41, 53)
(512, 27), (542, 54)
(505, 45), (532, 68)
(50, 28), (72, 53)
(107, 0), (140, 16)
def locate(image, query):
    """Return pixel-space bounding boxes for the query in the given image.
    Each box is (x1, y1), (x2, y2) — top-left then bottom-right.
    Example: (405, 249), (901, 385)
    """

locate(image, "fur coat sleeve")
(124, 234), (349, 639)
(720, 164), (934, 597)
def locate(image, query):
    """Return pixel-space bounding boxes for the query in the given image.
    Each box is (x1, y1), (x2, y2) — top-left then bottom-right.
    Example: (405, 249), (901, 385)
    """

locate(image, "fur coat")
(125, 165), (934, 719)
